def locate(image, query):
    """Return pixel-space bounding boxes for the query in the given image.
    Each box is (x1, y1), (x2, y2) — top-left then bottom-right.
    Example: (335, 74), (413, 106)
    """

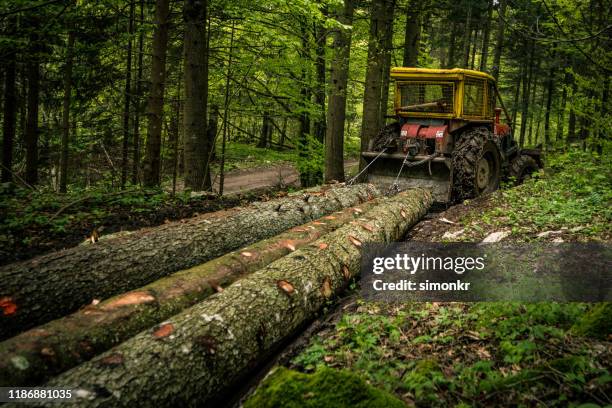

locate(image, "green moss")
(244, 366), (406, 408)
(571, 303), (612, 340)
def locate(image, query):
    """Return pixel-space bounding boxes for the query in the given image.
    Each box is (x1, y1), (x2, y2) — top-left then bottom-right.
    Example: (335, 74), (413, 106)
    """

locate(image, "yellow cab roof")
(390, 67), (495, 82)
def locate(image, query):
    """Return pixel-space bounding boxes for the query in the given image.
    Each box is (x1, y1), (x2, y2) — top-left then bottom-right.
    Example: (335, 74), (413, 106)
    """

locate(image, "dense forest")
(0, 0), (609, 193)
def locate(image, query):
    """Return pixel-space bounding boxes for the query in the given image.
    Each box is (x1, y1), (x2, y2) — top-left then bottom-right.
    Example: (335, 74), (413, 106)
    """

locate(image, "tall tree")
(132, 0), (145, 184)
(491, 0), (506, 81)
(543, 52), (557, 151)
(121, 1), (135, 189)
(379, 0), (396, 127)
(402, 1), (420, 67)
(142, 0), (171, 187)
(59, 31), (75, 193)
(2, 43), (16, 183)
(313, 19), (327, 143)
(183, 0), (211, 191)
(479, 0), (493, 72)
(360, 0), (388, 170)
(25, 29), (40, 185)
(325, 0), (354, 182)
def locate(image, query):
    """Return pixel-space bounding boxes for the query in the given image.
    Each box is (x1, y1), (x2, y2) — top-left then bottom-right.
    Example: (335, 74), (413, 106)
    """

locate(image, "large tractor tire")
(509, 155), (538, 185)
(451, 127), (501, 202)
(369, 122), (400, 151)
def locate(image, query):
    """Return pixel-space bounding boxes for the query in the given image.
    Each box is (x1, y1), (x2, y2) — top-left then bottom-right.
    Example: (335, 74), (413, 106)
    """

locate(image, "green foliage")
(292, 302), (609, 406)
(571, 303), (612, 340)
(461, 149), (611, 241)
(296, 136), (324, 187)
(244, 366), (406, 408)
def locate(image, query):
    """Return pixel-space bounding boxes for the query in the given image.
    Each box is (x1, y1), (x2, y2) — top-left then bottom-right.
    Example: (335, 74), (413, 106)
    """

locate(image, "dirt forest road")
(211, 159), (359, 194)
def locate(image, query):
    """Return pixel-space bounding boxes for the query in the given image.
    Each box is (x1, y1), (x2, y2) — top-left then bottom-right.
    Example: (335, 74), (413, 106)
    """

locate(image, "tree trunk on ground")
(360, 0), (387, 171)
(1, 47), (16, 183)
(25, 55), (40, 185)
(402, 1), (420, 67)
(183, 0), (211, 191)
(325, 0), (354, 183)
(142, 0), (170, 187)
(479, 0), (493, 72)
(0, 184), (380, 340)
(121, 2), (135, 189)
(38, 189), (432, 407)
(59, 32), (75, 193)
(132, 0), (145, 185)
(491, 0), (506, 81)
(0, 199), (382, 387)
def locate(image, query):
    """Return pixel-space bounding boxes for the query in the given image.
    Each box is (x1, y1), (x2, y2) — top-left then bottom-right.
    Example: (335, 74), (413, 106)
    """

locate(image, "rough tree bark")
(0, 184), (380, 340)
(491, 0), (506, 81)
(1, 45), (16, 183)
(25, 31), (40, 185)
(0, 199), (381, 387)
(120, 2), (134, 189)
(543, 52), (556, 151)
(183, 0), (211, 191)
(519, 40), (535, 147)
(479, 0), (493, 72)
(37, 189), (432, 407)
(142, 0), (170, 187)
(59, 31), (75, 193)
(379, 0), (396, 127)
(402, 0), (420, 67)
(313, 20), (327, 143)
(132, 0), (145, 185)
(360, 0), (387, 171)
(325, 0), (354, 183)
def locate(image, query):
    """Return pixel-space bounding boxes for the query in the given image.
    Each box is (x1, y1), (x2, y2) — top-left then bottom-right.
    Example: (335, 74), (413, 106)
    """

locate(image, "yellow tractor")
(362, 68), (542, 203)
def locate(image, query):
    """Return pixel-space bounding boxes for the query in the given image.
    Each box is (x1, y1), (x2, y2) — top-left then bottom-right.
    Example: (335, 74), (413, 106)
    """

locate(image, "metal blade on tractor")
(362, 152), (452, 203)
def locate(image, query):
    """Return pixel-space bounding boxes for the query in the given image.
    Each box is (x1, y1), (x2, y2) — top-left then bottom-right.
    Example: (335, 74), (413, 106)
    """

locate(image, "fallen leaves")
(0, 297), (17, 316)
(241, 251), (253, 257)
(318, 243), (328, 250)
(153, 323), (174, 339)
(321, 277), (332, 298)
(102, 291), (155, 309)
(348, 235), (362, 247)
(342, 265), (351, 281)
(100, 353), (124, 367)
(282, 240), (297, 251)
(277, 280), (295, 295)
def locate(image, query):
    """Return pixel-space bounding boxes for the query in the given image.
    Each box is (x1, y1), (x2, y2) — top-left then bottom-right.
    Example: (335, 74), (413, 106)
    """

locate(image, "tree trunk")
(132, 0), (145, 185)
(325, 0), (354, 183)
(59, 32), (75, 193)
(543, 55), (556, 151)
(462, 5), (472, 68)
(511, 65), (522, 132)
(402, 1), (420, 67)
(183, 0), (211, 191)
(556, 66), (569, 143)
(519, 40), (535, 147)
(379, 0), (395, 128)
(142, 0), (170, 187)
(0, 184), (380, 340)
(313, 21), (326, 143)
(491, 0), (506, 81)
(479, 0), (493, 72)
(360, 0), (388, 171)
(258, 111), (272, 148)
(121, 2), (135, 189)
(38, 189), (432, 407)
(0, 199), (383, 387)
(1, 47), (16, 183)
(447, 22), (458, 68)
(567, 80), (577, 145)
(25, 48), (40, 185)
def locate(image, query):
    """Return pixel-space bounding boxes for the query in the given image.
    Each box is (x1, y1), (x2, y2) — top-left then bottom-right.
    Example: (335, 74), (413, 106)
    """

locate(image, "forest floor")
(246, 149), (611, 407)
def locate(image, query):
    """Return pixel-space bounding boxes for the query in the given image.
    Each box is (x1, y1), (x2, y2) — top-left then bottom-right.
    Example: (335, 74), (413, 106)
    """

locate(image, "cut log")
(36, 188), (432, 407)
(0, 183), (380, 340)
(0, 199), (381, 387)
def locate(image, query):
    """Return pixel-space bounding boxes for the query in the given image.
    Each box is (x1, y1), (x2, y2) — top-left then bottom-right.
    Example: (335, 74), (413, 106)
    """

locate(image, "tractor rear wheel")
(509, 155), (538, 185)
(451, 127), (501, 202)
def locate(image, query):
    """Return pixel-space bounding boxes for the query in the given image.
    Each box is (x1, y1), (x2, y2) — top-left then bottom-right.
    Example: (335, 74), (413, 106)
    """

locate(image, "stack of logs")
(0, 183), (432, 406)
